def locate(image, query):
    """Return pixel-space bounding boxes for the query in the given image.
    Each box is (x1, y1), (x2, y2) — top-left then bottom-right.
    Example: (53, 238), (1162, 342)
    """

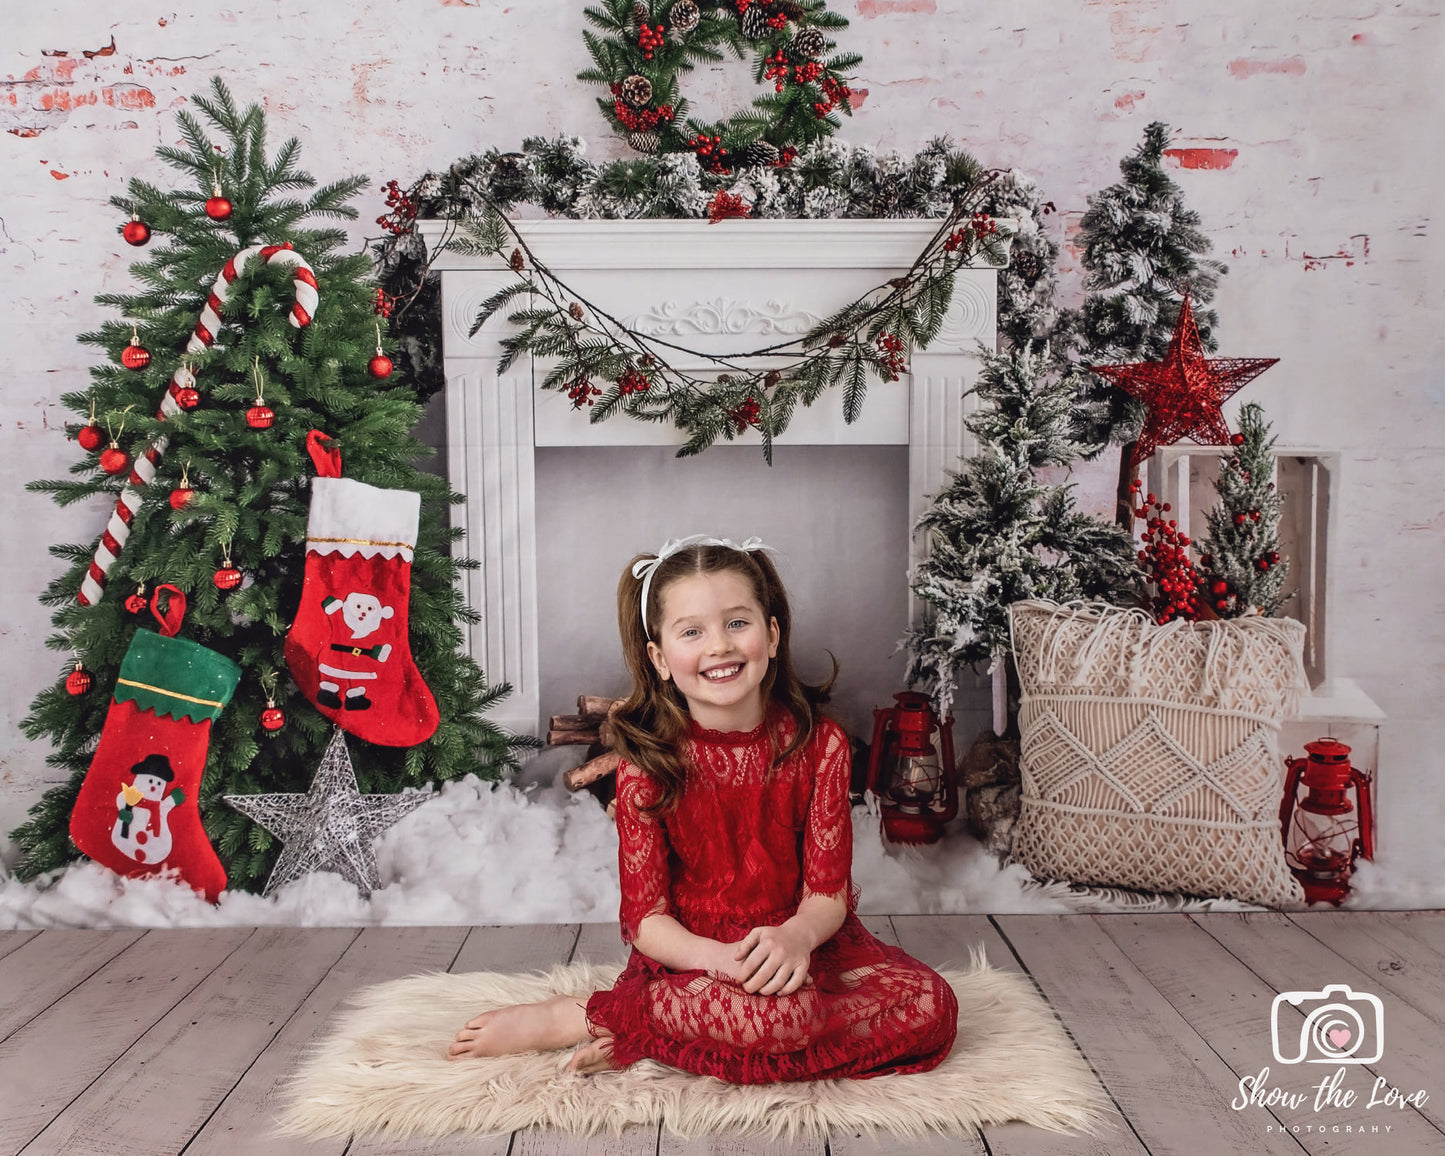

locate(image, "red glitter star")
(1091, 298), (1278, 468)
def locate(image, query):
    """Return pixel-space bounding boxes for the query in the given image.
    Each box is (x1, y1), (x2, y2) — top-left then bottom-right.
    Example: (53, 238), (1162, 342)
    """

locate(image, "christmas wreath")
(580, 0), (859, 167)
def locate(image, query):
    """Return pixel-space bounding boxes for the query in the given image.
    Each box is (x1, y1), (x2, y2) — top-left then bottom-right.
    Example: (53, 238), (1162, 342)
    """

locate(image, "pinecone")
(1012, 250), (1042, 286)
(744, 139), (780, 167)
(620, 74), (654, 108)
(633, 3), (649, 25)
(778, 0), (805, 19)
(669, 0), (700, 34)
(569, 301), (586, 321)
(627, 131), (660, 155)
(741, 4), (769, 39)
(792, 27), (825, 59)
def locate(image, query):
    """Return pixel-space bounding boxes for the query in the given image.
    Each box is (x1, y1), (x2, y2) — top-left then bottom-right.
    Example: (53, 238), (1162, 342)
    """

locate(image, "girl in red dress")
(450, 536), (958, 1082)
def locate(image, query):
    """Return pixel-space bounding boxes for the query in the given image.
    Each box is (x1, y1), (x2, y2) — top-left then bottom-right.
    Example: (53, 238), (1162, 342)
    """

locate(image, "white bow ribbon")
(634, 534), (773, 640)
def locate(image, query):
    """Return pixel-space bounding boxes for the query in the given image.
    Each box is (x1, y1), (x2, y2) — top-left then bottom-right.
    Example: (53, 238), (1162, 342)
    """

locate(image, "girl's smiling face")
(646, 569), (779, 733)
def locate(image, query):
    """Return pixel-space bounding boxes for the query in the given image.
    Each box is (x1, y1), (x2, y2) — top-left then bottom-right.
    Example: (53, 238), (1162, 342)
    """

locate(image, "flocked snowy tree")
(905, 344), (1141, 717)
(1199, 401), (1289, 617)
(12, 81), (533, 892)
(1061, 121), (1227, 489)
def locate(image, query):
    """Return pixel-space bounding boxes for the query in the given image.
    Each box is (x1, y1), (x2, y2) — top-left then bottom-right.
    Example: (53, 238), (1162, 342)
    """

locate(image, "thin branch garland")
(447, 174), (1010, 461)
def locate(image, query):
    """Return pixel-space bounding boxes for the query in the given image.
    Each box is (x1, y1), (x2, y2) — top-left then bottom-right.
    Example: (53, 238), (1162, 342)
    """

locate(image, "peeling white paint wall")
(2, 2), (1442, 885)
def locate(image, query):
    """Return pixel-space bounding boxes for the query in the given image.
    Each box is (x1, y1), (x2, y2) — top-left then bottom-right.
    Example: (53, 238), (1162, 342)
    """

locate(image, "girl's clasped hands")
(717, 922), (815, 996)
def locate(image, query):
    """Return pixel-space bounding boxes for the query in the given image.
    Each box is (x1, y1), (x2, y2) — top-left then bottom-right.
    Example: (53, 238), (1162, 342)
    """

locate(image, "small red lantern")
(121, 339), (151, 371)
(1280, 738), (1374, 906)
(246, 403), (275, 430)
(865, 691), (958, 844)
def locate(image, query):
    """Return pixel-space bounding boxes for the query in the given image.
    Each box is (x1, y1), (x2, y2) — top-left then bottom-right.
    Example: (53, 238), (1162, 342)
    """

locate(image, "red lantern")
(121, 341), (151, 371)
(865, 691), (958, 844)
(246, 403), (275, 430)
(1280, 738), (1374, 906)
(65, 662), (93, 696)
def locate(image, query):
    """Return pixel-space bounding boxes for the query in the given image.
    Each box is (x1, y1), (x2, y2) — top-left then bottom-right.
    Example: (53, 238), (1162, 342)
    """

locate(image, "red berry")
(77, 424), (104, 451)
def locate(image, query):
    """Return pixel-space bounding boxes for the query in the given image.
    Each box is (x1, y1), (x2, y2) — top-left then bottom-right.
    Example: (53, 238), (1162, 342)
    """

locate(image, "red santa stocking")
(284, 433), (438, 747)
(69, 588), (241, 901)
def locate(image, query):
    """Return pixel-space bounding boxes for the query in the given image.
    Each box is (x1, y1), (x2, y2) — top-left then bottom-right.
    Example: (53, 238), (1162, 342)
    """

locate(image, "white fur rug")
(281, 948), (1109, 1142)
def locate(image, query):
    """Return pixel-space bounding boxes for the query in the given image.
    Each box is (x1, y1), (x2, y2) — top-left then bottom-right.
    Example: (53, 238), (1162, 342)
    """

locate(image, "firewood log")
(564, 750), (621, 792)
(578, 695), (623, 719)
(549, 714), (593, 733)
(547, 728), (598, 746)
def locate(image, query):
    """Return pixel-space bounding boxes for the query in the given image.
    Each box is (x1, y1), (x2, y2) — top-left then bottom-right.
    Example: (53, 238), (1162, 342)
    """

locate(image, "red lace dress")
(584, 714), (958, 1083)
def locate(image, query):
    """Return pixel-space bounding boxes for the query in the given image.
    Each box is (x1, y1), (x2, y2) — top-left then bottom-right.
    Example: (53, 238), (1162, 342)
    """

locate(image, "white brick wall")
(2, 2), (1441, 885)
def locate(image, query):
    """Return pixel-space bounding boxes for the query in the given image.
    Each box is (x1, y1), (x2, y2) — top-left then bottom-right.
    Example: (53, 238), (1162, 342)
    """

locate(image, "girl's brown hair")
(612, 542), (835, 816)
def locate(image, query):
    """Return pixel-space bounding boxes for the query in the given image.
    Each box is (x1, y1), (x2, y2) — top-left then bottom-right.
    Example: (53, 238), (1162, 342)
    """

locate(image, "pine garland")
(13, 79), (536, 892)
(374, 136), (1062, 427)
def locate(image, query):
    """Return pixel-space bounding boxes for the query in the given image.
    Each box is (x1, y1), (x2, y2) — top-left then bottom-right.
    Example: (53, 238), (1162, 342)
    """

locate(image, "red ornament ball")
(1211, 579), (1228, 596)
(1257, 558), (1270, 571)
(1270, 551), (1281, 564)
(77, 424), (104, 451)
(368, 353), (394, 379)
(1216, 599), (1229, 611)
(213, 566), (244, 591)
(1231, 433), (1245, 446)
(246, 404), (275, 430)
(124, 591), (148, 614)
(99, 446), (130, 475)
(169, 487), (194, 510)
(122, 218), (151, 246)
(65, 666), (93, 696)
(121, 343), (151, 371)
(1233, 512), (1247, 526)
(205, 195), (233, 221)
(174, 386), (200, 410)
(260, 706), (286, 732)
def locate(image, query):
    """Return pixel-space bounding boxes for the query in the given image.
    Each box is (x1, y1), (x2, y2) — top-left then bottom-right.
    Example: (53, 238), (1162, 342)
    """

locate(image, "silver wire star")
(224, 727), (433, 897)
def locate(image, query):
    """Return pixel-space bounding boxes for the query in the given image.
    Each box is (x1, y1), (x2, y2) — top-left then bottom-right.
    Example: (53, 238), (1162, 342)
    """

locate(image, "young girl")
(450, 535), (958, 1082)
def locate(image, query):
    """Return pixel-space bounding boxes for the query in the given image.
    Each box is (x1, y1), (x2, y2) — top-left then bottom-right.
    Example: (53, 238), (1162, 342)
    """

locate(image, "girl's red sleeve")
(800, 720), (854, 906)
(615, 757), (672, 944)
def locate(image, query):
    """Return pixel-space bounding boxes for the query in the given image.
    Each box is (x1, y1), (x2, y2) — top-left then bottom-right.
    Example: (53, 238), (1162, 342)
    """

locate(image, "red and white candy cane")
(78, 242), (319, 606)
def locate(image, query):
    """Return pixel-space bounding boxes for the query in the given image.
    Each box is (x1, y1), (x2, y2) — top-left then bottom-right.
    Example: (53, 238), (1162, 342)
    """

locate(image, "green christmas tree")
(1062, 122), (1227, 493)
(905, 344), (1141, 714)
(13, 80), (532, 892)
(1199, 402), (1289, 617)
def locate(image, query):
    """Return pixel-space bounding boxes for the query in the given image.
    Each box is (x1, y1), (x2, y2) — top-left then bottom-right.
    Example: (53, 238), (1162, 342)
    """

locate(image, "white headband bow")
(633, 535), (774, 641)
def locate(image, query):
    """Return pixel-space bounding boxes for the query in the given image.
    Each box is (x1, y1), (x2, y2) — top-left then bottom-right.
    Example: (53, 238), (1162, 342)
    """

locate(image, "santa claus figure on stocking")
(318, 591), (395, 712)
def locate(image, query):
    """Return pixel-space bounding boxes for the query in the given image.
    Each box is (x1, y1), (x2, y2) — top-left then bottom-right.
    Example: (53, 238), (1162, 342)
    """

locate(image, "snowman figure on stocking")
(317, 591), (395, 712)
(110, 753), (183, 866)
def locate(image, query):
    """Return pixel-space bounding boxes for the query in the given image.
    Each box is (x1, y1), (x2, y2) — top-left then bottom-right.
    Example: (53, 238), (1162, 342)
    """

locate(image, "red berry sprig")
(767, 11), (788, 30)
(691, 134), (730, 174)
(1130, 480), (1203, 623)
(616, 367), (651, 396)
(638, 22), (665, 59)
(377, 179), (418, 235)
(374, 288), (395, 319)
(765, 50), (790, 92)
(707, 190), (752, 223)
(727, 395), (762, 432)
(612, 99), (675, 132)
(875, 333), (907, 381)
(813, 76), (852, 118)
(568, 375), (602, 408)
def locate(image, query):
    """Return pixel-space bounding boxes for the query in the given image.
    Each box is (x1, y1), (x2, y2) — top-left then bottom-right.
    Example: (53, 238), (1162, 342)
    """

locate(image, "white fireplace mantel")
(419, 218), (1009, 735)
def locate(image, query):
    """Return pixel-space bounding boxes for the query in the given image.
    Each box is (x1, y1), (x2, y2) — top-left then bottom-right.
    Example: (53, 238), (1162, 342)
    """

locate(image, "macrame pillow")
(1006, 600), (1307, 908)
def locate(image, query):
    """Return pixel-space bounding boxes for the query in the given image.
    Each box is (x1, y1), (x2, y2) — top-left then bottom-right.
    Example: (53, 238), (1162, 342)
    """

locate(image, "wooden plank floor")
(1, 913), (1442, 1155)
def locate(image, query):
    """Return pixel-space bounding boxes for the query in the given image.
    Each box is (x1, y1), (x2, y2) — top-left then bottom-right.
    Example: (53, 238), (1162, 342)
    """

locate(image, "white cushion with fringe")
(1006, 600), (1307, 908)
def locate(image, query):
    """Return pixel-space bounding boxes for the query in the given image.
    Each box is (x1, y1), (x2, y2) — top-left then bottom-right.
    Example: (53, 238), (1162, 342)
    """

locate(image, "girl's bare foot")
(565, 1034), (618, 1076)
(447, 994), (589, 1061)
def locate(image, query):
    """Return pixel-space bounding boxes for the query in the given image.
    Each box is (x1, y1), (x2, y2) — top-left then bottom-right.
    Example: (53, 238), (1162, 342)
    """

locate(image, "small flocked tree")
(905, 344), (1141, 718)
(1199, 402), (1289, 617)
(12, 80), (532, 891)
(1061, 121), (1227, 516)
